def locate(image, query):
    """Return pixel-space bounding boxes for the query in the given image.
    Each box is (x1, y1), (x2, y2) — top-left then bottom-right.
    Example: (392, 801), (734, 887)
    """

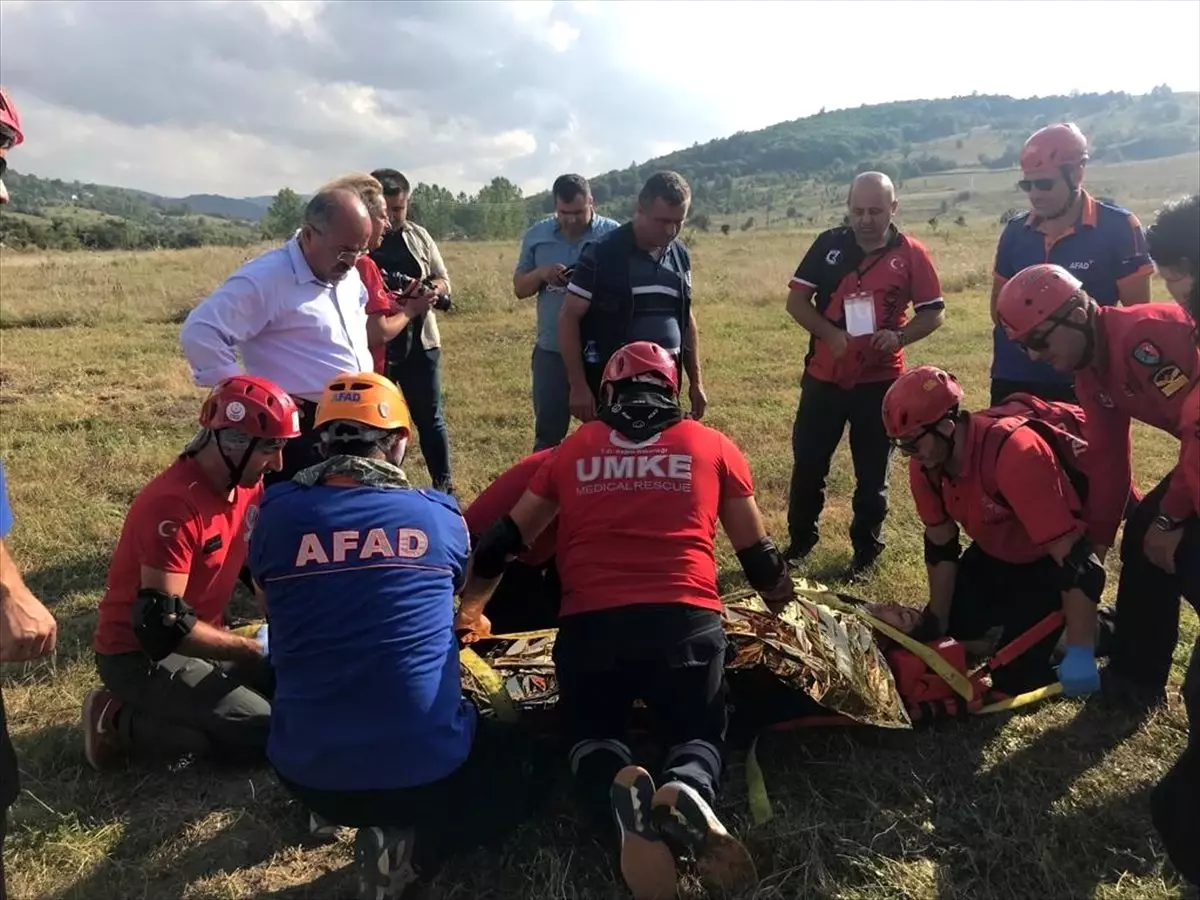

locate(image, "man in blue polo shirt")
(988, 122), (1153, 406)
(514, 174), (620, 450)
(558, 170), (708, 423)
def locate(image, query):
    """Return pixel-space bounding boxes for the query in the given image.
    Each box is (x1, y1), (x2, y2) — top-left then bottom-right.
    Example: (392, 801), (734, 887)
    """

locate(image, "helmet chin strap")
(215, 430), (258, 491)
(1043, 165), (1081, 221)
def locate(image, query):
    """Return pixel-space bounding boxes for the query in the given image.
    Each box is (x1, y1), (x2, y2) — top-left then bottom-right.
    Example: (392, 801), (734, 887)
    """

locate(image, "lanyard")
(854, 247), (890, 289)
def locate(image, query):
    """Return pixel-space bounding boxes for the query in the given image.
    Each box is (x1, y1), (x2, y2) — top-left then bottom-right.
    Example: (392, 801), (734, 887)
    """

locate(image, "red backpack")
(973, 392), (1091, 511)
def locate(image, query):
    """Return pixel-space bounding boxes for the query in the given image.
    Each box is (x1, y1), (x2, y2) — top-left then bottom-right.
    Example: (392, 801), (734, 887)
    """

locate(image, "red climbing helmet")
(996, 264), (1085, 342)
(882, 366), (965, 438)
(600, 341), (680, 395)
(1020, 123), (1088, 175)
(199, 375), (302, 439)
(0, 88), (23, 148)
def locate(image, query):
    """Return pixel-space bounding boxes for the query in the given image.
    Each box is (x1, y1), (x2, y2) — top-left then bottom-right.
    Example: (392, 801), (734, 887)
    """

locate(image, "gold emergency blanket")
(459, 579), (912, 731)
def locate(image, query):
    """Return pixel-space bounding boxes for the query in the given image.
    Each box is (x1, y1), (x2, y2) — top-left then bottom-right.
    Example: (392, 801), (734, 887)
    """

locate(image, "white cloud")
(0, 0), (1195, 200)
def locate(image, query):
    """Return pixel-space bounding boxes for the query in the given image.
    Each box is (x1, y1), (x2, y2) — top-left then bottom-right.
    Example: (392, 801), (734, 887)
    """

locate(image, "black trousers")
(387, 325), (453, 493)
(946, 544), (1067, 695)
(1108, 474), (1200, 693)
(989, 378), (1078, 407)
(1151, 636), (1200, 886)
(553, 604), (729, 834)
(1, 689), (17, 900)
(95, 651), (274, 764)
(278, 717), (549, 878)
(787, 372), (895, 559)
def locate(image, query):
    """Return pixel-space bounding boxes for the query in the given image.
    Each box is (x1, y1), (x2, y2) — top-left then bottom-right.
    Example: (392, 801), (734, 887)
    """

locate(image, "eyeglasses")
(892, 426), (933, 456)
(1018, 178), (1058, 193)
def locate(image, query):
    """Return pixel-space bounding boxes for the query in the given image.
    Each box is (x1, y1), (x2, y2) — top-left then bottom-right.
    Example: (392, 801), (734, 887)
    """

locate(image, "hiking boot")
(611, 765), (677, 900)
(354, 826), (418, 900)
(650, 781), (758, 896)
(81, 689), (126, 772)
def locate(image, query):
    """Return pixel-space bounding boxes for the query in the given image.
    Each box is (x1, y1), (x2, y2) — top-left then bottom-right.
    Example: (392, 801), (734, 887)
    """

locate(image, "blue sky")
(2, 0), (1198, 197)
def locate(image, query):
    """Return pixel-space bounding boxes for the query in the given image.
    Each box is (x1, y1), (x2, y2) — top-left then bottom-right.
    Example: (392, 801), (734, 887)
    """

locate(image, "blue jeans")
(388, 337), (453, 492)
(531, 346), (571, 452)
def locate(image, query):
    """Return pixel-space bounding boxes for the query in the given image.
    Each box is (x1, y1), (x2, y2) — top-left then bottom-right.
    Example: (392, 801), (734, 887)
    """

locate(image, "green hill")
(1, 86), (1196, 252)
(525, 86), (1199, 223)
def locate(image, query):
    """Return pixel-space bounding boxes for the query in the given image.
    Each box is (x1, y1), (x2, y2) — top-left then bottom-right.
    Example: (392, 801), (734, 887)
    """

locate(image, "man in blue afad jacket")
(248, 370), (546, 900)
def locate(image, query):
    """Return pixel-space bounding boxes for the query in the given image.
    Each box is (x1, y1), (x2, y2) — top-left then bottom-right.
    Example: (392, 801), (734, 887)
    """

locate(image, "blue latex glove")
(255, 623), (270, 658)
(1058, 644), (1099, 697)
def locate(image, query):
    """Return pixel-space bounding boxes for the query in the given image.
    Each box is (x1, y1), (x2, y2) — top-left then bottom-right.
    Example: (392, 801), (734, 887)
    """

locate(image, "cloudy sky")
(2, 0), (1198, 200)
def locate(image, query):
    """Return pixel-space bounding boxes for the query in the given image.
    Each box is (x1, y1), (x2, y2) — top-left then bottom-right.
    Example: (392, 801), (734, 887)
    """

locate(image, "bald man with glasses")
(180, 188), (377, 483)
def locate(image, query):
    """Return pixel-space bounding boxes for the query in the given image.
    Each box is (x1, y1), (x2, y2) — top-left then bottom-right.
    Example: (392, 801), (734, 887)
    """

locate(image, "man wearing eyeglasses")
(180, 188), (376, 484)
(988, 123), (1153, 407)
(514, 175), (619, 451)
(996, 263), (1200, 710)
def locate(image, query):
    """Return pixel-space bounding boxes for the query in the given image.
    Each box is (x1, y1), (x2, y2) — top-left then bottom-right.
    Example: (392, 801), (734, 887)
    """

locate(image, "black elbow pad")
(132, 588), (197, 661)
(924, 532), (962, 566)
(736, 537), (788, 594)
(472, 514), (526, 580)
(1056, 536), (1106, 605)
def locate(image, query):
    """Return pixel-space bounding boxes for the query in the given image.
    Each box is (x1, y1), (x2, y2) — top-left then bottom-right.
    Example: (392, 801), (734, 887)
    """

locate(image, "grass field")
(2, 206), (1199, 899)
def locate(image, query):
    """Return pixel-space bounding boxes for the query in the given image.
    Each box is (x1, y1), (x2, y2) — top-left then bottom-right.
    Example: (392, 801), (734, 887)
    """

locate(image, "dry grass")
(1, 202), (1199, 900)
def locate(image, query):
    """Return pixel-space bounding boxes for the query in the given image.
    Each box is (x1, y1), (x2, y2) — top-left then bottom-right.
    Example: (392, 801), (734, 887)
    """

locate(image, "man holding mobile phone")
(514, 175), (619, 451)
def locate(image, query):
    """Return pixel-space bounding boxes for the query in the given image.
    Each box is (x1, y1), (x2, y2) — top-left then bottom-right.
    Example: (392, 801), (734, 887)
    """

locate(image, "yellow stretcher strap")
(459, 647), (519, 723)
(976, 682), (1063, 714)
(746, 733), (774, 827)
(796, 587), (976, 702)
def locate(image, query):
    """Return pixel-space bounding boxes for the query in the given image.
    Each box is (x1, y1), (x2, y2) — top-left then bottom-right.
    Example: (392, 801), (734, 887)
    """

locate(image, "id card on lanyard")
(841, 249), (889, 337)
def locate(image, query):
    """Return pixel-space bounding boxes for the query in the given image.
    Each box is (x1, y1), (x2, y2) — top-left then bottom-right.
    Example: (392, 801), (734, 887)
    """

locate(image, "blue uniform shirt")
(516, 213), (621, 352)
(249, 479), (473, 792)
(0, 461), (12, 539)
(991, 192), (1153, 385)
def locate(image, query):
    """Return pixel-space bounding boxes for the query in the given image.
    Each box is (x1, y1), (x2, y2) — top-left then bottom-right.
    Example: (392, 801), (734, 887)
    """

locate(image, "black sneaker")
(650, 781), (758, 896)
(783, 539), (816, 569)
(611, 765), (678, 900)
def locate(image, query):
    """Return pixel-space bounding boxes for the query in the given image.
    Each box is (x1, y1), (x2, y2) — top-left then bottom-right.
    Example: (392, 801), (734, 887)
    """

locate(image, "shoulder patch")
(1152, 364), (1191, 398)
(1132, 340), (1162, 366)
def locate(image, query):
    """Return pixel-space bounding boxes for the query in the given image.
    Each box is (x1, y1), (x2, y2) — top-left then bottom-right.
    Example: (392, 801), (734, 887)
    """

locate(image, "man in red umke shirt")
(83, 376), (300, 772)
(456, 341), (792, 900)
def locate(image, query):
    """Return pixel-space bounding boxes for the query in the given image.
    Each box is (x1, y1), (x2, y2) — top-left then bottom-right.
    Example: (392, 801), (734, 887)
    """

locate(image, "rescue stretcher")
(458, 577), (1068, 825)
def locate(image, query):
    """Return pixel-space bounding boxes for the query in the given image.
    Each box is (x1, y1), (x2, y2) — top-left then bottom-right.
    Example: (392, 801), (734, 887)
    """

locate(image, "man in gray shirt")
(514, 175), (619, 450)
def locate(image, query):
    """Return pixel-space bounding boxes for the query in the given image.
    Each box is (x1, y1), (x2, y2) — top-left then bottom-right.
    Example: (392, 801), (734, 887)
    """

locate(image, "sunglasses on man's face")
(1018, 177), (1058, 193)
(1020, 318), (1065, 352)
(892, 427), (934, 456)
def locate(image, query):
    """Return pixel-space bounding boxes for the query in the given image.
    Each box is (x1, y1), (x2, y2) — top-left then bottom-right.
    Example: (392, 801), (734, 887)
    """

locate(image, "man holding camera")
(368, 168), (456, 495)
(514, 174), (620, 451)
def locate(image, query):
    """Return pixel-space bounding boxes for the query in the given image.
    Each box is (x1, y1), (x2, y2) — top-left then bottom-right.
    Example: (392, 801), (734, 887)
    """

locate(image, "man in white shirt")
(180, 188), (376, 482)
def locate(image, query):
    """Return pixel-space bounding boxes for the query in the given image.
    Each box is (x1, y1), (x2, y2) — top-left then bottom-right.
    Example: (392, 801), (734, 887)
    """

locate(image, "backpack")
(973, 392), (1091, 511)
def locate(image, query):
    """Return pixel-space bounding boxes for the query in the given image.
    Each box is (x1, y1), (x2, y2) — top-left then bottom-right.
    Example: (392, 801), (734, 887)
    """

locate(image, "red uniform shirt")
(94, 456), (262, 655)
(789, 225), (944, 387)
(1176, 384), (1200, 520)
(358, 256), (396, 376)
(527, 418), (754, 617)
(1075, 304), (1200, 543)
(910, 414), (1085, 565)
(462, 449), (557, 567)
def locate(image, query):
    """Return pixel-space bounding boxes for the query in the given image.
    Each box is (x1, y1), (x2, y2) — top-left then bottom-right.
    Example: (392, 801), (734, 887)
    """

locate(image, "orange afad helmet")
(315, 371), (412, 436)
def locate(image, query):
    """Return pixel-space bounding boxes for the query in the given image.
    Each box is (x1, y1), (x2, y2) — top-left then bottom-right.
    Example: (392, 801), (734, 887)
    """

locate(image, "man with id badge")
(784, 172), (946, 575)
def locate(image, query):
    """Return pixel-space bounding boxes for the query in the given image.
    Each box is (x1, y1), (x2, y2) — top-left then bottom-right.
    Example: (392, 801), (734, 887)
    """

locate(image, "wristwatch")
(1152, 514), (1181, 533)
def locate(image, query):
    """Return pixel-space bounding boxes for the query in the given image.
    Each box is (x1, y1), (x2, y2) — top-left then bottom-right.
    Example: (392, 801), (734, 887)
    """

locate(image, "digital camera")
(380, 269), (453, 312)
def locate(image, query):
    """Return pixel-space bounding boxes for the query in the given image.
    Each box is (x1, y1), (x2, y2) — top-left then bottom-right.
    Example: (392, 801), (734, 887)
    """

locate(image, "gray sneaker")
(354, 826), (418, 900)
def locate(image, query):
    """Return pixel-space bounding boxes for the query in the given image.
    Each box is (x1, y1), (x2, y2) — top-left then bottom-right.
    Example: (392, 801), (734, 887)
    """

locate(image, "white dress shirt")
(180, 238), (375, 402)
